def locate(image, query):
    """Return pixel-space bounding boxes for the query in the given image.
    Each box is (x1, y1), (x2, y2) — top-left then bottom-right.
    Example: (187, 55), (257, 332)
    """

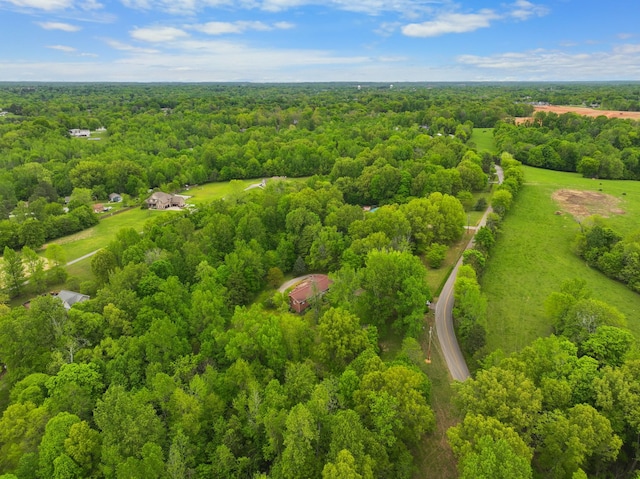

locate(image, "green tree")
(19, 218), (45, 250)
(322, 449), (363, 479)
(91, 249), (117, 285)
(316, 308), (370, 371)
(491, 189), (513, 217)
(281, 403), (319, 479)
(22, 246), (46, 294)
(63, 420), (102, 478)
(2, 246), (24, 298)
(38, 412), (81, 479)
(458, 435), (532, 479)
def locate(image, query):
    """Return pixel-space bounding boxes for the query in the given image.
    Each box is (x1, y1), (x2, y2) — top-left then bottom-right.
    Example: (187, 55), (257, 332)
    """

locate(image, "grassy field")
(470, 128), (497, 153)
(482, 166), (640, 353)
(45, 208), (175, 263)
(180, 179), (261, 204)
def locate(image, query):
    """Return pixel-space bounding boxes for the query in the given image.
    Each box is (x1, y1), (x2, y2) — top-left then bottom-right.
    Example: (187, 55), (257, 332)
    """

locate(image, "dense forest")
(1, 82), (639, 478)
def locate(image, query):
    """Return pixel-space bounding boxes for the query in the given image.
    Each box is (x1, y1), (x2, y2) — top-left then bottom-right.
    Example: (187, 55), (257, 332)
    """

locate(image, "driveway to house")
(66, 249), (101, 266)
(434, 165), (503, 381)
(277, 274), (314, 293)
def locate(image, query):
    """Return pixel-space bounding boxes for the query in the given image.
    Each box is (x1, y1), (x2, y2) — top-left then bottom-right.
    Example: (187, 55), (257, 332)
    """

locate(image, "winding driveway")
(434, 165), (503, 381)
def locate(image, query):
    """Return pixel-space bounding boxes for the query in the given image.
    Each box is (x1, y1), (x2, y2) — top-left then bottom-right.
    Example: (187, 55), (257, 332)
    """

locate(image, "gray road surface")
(433, 165), (503, 381)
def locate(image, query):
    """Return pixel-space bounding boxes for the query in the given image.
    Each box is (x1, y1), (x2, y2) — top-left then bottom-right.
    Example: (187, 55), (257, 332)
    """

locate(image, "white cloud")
(130, 26), (189, 42)
(118, 0), (436, 16)
(375, 21), (401, 36)
(456, 44), (640, 80)
(1, 0), (102, 10)
(47, 44), (77, 52)
(508, 0), (548, 21)
(3, 0), (73, 10)
(274, 21), (294, 29)
(189, 20), (292, 35)
(617, 33), (634, 40)
(36, 21), (81, 31)
(402, 10), (499, 37)
(105, 38), (160, 54)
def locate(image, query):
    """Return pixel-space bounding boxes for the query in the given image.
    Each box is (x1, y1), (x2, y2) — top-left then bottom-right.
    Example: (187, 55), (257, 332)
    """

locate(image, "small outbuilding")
(109, 193), (122, 202)
(288, 274), (333, 313)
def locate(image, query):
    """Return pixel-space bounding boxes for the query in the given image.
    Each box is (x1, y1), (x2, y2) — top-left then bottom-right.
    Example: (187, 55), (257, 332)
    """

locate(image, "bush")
(474, 197), (487, 211)
(425, 243), (447, 268)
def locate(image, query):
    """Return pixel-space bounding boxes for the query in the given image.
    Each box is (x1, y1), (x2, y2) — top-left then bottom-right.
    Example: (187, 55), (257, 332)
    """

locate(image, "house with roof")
(24, 290), (90, 311)
(55, 290), (90, 310)
(109, 193), (122, 202)
(288, 274), (333, 313)
(68, 129), (91, 138)
(145, 192), (185, 209)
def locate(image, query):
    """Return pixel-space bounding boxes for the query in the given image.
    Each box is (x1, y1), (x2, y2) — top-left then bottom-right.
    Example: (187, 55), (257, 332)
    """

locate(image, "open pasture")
(482, 166), (640, 353)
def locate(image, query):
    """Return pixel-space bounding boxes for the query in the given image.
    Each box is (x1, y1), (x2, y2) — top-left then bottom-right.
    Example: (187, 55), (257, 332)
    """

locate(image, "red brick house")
(288, 274), (333, 313)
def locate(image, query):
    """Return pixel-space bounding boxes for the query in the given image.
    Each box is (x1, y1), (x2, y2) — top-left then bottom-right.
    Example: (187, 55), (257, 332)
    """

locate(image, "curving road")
(434, 165), (503, 381)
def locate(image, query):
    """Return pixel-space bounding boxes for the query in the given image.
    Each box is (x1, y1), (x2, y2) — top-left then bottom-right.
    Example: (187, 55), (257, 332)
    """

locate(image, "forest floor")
(482, 166), (640, 354)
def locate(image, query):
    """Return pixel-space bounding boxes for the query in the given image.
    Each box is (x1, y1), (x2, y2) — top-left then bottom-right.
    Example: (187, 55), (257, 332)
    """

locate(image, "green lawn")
(482, 166), (640, 354)
(180, 179), (261, 204)
(470, 128), (497, 153)
(44, 208), (175, 263)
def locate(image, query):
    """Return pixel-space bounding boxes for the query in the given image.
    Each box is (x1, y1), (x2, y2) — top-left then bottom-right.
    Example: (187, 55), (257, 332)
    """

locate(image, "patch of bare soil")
(515, 105), (640, 124)
(552, 189), (625, 219)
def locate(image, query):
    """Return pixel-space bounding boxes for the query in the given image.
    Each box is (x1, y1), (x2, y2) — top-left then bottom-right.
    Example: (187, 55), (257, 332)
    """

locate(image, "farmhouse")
(93, 204), (104, 213)
(146, 192), (185, 209)
(288, 274), (333, 313)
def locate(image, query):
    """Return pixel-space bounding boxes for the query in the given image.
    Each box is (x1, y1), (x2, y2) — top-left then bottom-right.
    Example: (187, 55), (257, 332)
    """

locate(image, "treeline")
(453, 153), (525, 360)
(573, 218), (640, 293)
(449, 279), (637, 478)
(0, 168), (480, 477)
(494, 112), (640, 179)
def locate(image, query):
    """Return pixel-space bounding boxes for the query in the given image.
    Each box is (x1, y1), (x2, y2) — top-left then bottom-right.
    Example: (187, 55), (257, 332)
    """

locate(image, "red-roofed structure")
(288, 274), (333, 313)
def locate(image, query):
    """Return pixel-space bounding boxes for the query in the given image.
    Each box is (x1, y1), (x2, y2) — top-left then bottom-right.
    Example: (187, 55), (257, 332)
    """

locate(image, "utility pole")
(425, 325), (433, 364)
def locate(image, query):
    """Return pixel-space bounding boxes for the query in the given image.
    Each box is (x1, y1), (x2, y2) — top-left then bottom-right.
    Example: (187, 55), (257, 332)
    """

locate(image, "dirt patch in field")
(516, 105), (640, 124)
(552, 189), (625, 219)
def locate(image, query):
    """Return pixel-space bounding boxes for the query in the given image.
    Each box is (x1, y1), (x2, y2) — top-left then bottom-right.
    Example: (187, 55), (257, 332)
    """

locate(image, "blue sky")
(0, 0), (639, 82)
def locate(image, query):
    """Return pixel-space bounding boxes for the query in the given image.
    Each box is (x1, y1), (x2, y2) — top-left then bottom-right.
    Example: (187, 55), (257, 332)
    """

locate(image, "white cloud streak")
(457, 44), (640, 80)
(118, 0), (438, 15)
(189, 20), (293, 35)
(36, 21), (81, 31)
(1, 0), (101, 10)
(47, 44), (76, 51)
(130, 26), (189, 42)
(403, 10), (498, 37)
(401, 1), (547, 38)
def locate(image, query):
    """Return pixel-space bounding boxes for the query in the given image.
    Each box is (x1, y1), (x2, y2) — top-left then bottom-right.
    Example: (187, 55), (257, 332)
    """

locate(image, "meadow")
(482, 166), (640, 353)
(470, 128), (497, 153)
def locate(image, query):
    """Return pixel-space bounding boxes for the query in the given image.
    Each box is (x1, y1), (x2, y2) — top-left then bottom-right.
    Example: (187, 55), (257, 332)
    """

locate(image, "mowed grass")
(180, 179), (261, 204)
(44, 208), (175, 262)
(470, 128), (497, 153)
(482, 166), (640, 353)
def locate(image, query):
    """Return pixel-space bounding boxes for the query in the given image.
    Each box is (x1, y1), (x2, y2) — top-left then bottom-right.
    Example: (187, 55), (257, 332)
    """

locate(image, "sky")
(0, 0), (639, 82)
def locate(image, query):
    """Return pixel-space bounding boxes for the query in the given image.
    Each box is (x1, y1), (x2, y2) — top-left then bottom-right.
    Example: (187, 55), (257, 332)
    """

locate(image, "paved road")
(434, 165), (503, 381)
